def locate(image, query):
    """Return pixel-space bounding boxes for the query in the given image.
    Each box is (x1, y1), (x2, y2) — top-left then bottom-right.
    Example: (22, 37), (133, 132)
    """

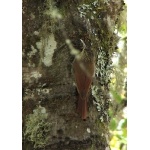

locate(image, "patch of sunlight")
(123, 107), (127, 118)
(117, 40), (124, 50)
(110, 136), (120, 150)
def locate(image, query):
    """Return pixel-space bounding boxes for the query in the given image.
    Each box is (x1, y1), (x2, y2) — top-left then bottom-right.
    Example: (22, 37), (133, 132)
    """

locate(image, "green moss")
(24, 105), (52, 149)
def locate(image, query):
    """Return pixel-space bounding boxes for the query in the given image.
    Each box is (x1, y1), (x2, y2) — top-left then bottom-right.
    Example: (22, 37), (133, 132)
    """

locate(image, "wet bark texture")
(23, 0), (124, 149)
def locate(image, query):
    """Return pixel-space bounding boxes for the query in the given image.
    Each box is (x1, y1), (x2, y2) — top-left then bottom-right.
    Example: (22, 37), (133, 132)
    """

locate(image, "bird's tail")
(77, 96), (88, 120)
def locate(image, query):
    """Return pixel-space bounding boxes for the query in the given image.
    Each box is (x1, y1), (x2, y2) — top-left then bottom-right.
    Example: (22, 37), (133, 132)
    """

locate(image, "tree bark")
(22, 0), (125, 149)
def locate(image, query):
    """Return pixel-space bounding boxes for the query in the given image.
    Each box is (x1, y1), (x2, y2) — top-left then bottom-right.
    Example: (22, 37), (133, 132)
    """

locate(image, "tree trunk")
(22, 0), (125, 149)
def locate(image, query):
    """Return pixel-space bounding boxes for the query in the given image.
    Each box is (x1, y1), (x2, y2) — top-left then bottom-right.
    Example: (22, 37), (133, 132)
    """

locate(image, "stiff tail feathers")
(77, 96), (88, 120)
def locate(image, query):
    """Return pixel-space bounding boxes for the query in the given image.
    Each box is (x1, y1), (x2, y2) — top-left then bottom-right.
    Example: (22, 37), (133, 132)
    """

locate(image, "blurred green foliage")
(109, 1), (127, 150)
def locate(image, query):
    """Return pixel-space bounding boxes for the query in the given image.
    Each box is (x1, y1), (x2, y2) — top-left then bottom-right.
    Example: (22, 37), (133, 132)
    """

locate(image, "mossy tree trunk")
(22, 0), (124, 149)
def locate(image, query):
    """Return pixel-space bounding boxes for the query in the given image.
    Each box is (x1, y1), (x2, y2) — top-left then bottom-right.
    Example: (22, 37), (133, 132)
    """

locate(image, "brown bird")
(73, 44), (95, 120)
